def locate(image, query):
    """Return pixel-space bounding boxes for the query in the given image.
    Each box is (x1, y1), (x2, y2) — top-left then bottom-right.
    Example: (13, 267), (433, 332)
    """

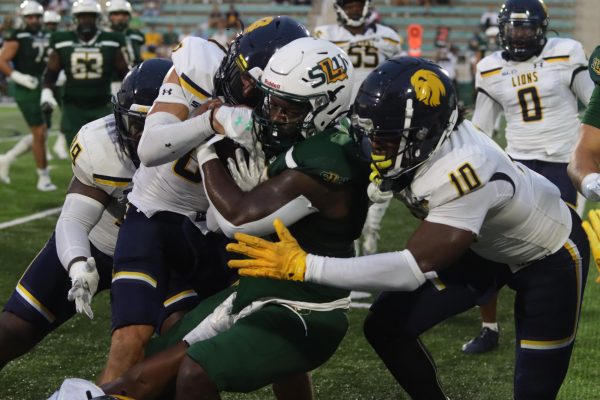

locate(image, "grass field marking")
(0, 130), (61, 144)
(0, 207), (62, 230)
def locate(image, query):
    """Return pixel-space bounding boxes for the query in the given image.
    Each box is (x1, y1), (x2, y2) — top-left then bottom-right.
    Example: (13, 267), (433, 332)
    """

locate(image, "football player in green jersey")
(42, 0), (129, 145)
(106, 0), (145, 96)
(91, 37), (369, 399)
(42, 9), (70, 161)
(0, 0), (56, 191)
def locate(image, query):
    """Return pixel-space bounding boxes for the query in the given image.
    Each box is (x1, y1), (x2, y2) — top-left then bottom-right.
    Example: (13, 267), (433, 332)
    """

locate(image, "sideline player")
(228, 57), (589, 400)
(0, 0), (55, 191)
(315, 0), (401, 256)
(0, 58), (171, 371)
(465, 0), (593, 353)
(42, 0), (129, 146)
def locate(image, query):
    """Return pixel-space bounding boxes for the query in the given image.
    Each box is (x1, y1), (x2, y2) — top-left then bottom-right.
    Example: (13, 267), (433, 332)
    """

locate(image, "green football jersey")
(3, 28), (50, 77)
(124, 28), (144, 66)
(589, 45), (600, 85)
(49, 30), (126, 106)
(232, 126), (371, 312)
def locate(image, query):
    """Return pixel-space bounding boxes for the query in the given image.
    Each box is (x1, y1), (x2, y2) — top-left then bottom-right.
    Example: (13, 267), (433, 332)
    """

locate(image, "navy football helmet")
(351, 57), (458, 192)
(112, 58), (173, 166)
(213, 16), (310, 107)
(335, 0), (372, 28)
(498, 0), (549, 61)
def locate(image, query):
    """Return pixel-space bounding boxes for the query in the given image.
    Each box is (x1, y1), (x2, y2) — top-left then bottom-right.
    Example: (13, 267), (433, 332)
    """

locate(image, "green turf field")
(0, 105), (598, 399)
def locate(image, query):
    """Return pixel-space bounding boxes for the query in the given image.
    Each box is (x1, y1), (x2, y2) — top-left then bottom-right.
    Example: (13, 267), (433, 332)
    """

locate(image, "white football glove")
(67, 257), (99, 319)
(367, 181), (394, 204)
(582, 173), (600, 201)
(213, 106), (255, 152)
(183, 293), (236, 345)
(227, 144), (266, 191)
(10, 70), (38, 90)
(40, 87), (58, 110)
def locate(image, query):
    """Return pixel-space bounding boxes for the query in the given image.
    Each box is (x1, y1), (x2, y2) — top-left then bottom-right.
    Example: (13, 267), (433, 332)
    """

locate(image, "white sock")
(6, 134), (33, 161)
(482, 322), (498, 332)
(37, 168), (50, 178)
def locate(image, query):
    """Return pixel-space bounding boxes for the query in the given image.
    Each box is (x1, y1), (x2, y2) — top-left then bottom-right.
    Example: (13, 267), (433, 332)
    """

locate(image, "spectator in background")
(142, 1), (159, 17)
(162, 24), (179, 47)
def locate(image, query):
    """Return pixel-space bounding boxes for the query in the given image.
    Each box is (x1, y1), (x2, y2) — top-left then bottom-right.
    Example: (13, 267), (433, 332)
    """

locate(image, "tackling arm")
(55, 177), (110, 272)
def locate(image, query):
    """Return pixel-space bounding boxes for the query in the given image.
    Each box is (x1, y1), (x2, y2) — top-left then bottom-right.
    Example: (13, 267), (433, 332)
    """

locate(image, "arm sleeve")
(305, 249), (428, 291)
(572, 68), (594, 106)
(137, 110), (214, 167)
(55, 193), (105, 272)
(471, 90), (503, 136)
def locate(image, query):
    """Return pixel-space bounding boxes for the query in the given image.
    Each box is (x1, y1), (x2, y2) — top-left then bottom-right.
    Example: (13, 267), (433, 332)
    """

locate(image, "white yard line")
(0, 207), (62, 230)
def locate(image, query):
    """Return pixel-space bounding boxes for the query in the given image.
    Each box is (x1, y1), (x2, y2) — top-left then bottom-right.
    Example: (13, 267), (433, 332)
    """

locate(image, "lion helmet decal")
(410, 69), (446, 107)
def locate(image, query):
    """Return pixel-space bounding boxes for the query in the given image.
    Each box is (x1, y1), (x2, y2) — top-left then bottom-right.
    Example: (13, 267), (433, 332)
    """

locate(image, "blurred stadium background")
(0, 0), (599, 399)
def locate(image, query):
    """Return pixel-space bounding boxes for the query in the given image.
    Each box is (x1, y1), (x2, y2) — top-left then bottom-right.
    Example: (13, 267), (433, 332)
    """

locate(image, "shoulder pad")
(50, 30), (75, 47)
(412, 122), (500, 208)
(171, 36), (222, 101)
(127, 29), (145, 42)
(476, 52), (504, 75)
(70, 115), (135, 196)
(541, 38), (586, 67)
(374, 24), (401, 42)
(268, 130), (362, 185)
(588, 46), (600, 85)
(3, 29), (19, 41)
(99, 30), (126, 45)
(313, 25), (331, 39)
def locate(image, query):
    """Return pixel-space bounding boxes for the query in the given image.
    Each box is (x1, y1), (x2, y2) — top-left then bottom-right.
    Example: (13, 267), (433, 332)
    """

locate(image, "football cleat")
(462, 327), (499, 354)
(0, 154), (11, 184)
(37, 175), (57, 191)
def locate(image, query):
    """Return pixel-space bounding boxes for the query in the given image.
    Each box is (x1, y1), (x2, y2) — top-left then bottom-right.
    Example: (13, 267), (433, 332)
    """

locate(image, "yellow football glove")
(226, 219), (307, 281)
(369, 153), (392, 184)
(582, 209), (600, 283)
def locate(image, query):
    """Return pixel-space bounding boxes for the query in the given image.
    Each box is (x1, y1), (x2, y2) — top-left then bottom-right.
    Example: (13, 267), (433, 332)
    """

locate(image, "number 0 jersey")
(49, 30), (126, 106)
(472, 38), (593, 162)
(128, 37), (224, 221)
(70, 114), (136, 257)
(314, 24), (401, 101)
(400, 120), (571, 270)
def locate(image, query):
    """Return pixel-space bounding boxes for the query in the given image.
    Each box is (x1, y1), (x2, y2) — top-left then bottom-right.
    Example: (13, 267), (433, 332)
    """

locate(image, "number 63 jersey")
(314, 24), (402, 101)
(49, 30), (126, 106)
(472, 37), (593, 163)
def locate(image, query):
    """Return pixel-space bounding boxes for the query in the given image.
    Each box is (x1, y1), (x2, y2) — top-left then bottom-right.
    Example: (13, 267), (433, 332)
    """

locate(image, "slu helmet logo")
(308, 55), (349, 88)
(410, 69), (446, 107)
(591, 57), (600, 76)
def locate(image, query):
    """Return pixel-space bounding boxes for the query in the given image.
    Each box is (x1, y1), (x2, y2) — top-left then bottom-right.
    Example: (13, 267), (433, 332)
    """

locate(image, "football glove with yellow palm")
(582, 209), (600, 283)
(227, 219), (307, 281)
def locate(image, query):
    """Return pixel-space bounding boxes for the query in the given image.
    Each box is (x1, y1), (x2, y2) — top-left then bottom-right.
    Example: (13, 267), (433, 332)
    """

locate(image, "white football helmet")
(254, 37), (354, 156)
(72, 0), (102, 15)
(19, 1), (43, 16)
(43, 10), (61, 24)
(106, 0), (132, 14)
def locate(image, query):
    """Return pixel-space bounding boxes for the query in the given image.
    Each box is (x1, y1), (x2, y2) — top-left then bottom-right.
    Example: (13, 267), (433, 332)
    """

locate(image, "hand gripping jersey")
(70, 114), (136, 256)
(49, 30), (126, 107)
(3, 28), (50, 77)
(314, 24), (401, 101)
(128, 37), (225, 222)
(473, 38), (592, 162)
(232, 126), (371, 313)
(400, 120), (572, 270)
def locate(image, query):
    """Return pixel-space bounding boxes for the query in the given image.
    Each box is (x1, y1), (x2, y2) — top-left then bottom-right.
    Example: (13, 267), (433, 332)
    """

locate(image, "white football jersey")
(472, 38), (593, 162)
(314, 23), (402, 101)
(71, 115), (137, 256)
(400, 120), (571, 269)
(128, 37), (222, 221)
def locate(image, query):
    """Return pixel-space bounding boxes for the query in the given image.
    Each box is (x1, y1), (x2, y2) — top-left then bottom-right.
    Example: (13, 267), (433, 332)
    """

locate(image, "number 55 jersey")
(314, 23), (401, 100)
(473, 37), (593, 162)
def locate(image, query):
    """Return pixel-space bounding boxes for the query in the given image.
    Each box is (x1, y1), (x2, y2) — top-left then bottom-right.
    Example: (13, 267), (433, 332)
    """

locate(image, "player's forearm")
(42, 67), (59, 89)
(0, 59), (14, 76)
(305, 249), (428, 292)
(138, 111), (214, 166)
(55, 193), (105, 272)
(201, 159), (245, 221)
(568, 124), (600, 191)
